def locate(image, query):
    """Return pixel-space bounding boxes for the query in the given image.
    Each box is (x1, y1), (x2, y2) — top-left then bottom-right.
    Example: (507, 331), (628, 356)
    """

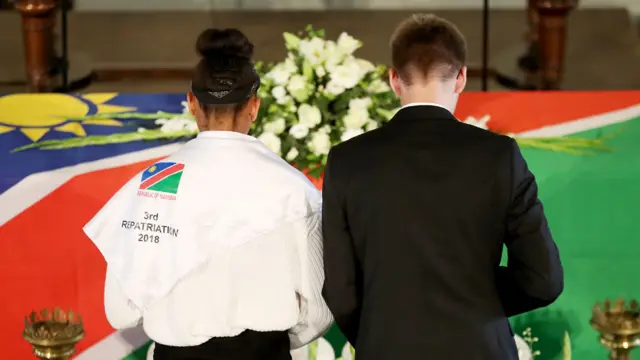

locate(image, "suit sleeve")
(104, 267), (143, 329)
(288, 213), (334, 349)
(321, 150), (362, 345)
(496, 139), (564, 317)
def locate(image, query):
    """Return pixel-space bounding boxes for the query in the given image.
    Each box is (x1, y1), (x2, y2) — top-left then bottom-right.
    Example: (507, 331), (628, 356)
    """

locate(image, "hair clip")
(208, 90), (231, 98)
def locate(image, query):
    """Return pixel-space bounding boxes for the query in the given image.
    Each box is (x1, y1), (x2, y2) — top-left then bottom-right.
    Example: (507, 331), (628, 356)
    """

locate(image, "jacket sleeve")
(104, 267), (143, 329)
(496, 139), (564, 317)
(288, 212), (334, 349)
(320, 150), (362, 346)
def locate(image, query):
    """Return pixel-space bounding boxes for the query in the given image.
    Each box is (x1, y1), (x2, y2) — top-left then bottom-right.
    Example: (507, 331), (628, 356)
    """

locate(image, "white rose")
(297, 104), (322, 128)
(349, 98), (372, 112)
(265, 64), (293, 86)
(323, 40), (344, 72)
(279, 95), (294, 107)
(330, 57), (365, 89)
(263, 118), (286, 135)
(308, 132), (332, 156)
(318, 125), (331, 134)
(356, 59), (375, 76)
(289, 123), (310, 139)
(324, 80), (345, 97)
(341, 128), (364, 142)
(258, 132), (282, 155)
(271, 86), (287, 103)
(299, 37), (325, 65)
(283, 56), (297, 73)
(287, 74), (310, 102)
(342, 108), (369, 129)
(285, 147), (300, 161)
(365, 120), (379, 131)
(337, 32), (362, 54)
(285, 147), (299, 162)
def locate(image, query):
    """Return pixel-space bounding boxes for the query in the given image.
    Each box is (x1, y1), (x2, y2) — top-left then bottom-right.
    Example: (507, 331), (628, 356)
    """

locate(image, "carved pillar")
(535, 0), (577, 89)
(15, 0), (58, 92)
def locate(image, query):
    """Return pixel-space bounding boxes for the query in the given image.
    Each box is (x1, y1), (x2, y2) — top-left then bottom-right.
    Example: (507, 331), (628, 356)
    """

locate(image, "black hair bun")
(196, 28), (254, 61)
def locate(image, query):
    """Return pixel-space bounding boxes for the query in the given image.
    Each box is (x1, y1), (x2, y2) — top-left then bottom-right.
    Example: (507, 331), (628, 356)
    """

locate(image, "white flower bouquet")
(252, 25), (399, 178)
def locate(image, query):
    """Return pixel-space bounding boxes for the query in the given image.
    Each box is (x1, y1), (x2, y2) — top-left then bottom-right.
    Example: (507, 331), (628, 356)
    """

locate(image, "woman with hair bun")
(83, 28), (333, 360)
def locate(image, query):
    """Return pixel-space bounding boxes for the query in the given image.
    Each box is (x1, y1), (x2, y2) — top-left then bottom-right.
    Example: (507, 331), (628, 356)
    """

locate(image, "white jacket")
(84, 131), (333, 348)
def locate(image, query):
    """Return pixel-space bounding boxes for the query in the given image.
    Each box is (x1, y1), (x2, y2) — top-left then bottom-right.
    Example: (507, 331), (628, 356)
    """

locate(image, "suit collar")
(400, 102), (451, 112)
(391, 103), (456, 123)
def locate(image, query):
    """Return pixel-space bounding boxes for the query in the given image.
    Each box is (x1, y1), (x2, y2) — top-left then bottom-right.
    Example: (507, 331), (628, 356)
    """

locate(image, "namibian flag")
(1, 91), (640, 360)
(139, 162), (185, 195)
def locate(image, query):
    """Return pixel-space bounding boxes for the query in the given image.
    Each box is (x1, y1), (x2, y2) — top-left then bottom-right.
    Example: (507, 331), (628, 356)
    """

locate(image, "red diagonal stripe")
(140, 163), (185, 189)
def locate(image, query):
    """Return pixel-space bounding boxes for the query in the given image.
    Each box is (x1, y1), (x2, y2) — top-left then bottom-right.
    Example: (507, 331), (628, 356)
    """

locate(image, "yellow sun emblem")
(0, 93), (137, 142)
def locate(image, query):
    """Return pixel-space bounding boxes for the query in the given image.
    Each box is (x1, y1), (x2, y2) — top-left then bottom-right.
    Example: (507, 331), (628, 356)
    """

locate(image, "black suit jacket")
(321, 105), (563, 360)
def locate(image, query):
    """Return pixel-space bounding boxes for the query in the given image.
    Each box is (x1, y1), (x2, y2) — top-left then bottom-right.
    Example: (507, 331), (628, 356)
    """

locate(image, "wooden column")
(15, 0), (58, 92)
(535, 0), (577, 89)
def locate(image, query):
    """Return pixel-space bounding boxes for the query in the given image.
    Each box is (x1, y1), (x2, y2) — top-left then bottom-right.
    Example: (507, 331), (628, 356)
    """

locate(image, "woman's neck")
(201, 120), (236, 132)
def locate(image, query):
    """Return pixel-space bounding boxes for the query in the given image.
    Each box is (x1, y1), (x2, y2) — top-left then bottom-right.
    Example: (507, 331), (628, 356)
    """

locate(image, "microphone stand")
(467, 0), (536, 90)
(481, 0), (488, 91)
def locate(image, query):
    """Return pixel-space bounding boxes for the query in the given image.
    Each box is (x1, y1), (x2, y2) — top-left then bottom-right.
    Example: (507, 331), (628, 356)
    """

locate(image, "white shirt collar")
(197, 131), (258, 142)
(400, 102), (451, 113)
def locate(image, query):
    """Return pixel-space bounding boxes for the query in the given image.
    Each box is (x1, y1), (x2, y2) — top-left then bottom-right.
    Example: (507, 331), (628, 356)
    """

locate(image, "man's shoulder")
(330, 126), (388, 158)
(454, 120), (514, 150)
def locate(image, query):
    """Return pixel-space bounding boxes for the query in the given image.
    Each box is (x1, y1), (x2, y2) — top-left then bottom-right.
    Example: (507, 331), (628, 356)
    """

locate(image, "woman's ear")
(187, 91), (198, 116)
(250, 97), (261, 122)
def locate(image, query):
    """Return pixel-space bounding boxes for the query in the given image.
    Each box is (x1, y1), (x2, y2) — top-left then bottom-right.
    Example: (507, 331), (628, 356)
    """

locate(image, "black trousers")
(153, 330), (292, 360)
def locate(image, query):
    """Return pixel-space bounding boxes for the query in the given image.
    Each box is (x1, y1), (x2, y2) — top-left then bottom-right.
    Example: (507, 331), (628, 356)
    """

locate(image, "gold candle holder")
(23, 307), (84, 359)
(591, 298), (640, 360)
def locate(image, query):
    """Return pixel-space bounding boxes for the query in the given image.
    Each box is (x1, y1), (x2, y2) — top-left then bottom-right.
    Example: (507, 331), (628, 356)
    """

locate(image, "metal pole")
(481, 0), (489, 91)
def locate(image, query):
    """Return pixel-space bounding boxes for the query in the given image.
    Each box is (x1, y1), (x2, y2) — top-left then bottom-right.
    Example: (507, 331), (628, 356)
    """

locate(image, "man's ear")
(187, 91), (198, 116)
(389, 68), (402, 96)
(454, 66), (467, 94)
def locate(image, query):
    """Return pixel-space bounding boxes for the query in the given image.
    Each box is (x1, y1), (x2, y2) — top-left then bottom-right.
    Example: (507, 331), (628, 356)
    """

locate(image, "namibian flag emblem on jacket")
(139, 162), (185, 195)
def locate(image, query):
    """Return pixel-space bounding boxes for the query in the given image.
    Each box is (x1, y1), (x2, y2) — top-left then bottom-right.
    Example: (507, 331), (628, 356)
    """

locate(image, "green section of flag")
(508, 117), (640, 360)
(122, 341), (151, 360)
(147, 171), (183, 194)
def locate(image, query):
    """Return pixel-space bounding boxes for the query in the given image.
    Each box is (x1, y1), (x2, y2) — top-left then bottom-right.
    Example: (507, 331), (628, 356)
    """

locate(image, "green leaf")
(67, 111), (184, 121)
(308, 340), (318, 360)
(562, 332), (571, 360)
(307, 166), (324, 179)
(302, 61), (314, 80)
(12, 129), (195, 152)
(283, 32), (301, 49)
(376, 108), (397, 121)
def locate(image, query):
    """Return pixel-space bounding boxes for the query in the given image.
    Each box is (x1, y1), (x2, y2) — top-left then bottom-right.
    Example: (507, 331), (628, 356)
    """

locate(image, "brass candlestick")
(23, 307), (84, 359)
(591, 298), (640, 360)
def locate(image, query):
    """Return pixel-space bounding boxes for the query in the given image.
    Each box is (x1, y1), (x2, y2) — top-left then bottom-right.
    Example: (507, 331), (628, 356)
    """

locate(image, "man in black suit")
(321, 14), (563, 360)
